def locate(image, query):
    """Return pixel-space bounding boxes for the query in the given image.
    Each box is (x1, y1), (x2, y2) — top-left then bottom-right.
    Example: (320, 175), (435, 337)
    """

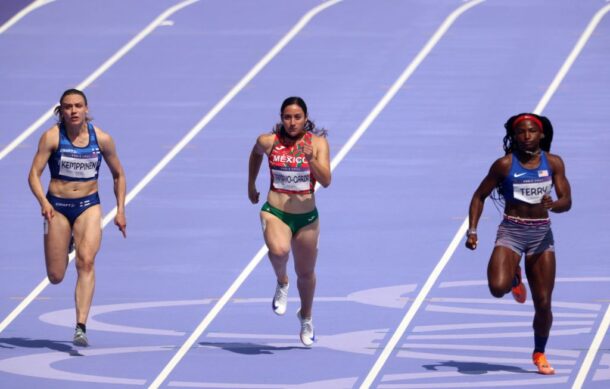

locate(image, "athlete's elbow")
(320, 176), (331, 188)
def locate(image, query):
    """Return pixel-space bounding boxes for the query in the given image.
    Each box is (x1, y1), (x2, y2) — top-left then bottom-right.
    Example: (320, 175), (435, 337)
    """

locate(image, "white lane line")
(2, 0), (282, 336)
(534, 4), (610, 115)
(567, 8), (610, 389)
(0, 0), (55, 35)
(572, 305), (610, 388)
(0, 0), (199, 161)
(361, 3), (610, 389)
(357, 1), (485, 387)
(0, 0), (200, 336)
(152, 0), (488, 387)
(146, 1), (343, 387)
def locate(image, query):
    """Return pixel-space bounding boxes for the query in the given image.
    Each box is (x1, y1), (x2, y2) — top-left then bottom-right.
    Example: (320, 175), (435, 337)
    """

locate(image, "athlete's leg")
(71, 204), (102, 325)
(291, 219), (319, 318)
(487, 246), (521, 298)
(525, 250), (555, 338)
(44, 212), (72, 284)
(261, 211), (292, 285)
(526, 249), (556, 374)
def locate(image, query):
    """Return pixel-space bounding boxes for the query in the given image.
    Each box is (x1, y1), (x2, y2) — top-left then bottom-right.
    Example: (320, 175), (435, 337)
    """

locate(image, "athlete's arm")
(543, 154), (571, 213)
(305, 136), (331, 188)
(248, 134), (271, 204)
(466, 157), (508, 250)
(97, 128), (127, 238)
(28, 128), (57, 221)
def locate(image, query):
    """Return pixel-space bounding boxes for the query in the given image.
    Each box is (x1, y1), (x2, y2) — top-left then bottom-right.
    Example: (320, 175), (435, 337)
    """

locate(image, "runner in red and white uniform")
(248, 96), (331, 347)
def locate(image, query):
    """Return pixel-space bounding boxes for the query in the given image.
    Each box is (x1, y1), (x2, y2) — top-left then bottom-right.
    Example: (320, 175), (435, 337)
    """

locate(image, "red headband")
(513, 114), (543, 131)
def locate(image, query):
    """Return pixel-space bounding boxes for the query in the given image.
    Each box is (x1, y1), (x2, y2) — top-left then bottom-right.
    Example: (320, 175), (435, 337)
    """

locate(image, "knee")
(75, 256), (95, 274)
(47, 272), (65, 285)
(296, 268), (316, 281)
(268, 245), (290, 260)
(488, 282), (509, 298)
(534, 295), (552, 313)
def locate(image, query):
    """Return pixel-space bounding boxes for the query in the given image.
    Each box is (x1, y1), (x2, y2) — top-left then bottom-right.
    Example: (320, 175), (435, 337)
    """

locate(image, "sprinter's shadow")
(199, 341), (307, 355)
(423, 360), (531, 375)
(0, 337), (83, 356)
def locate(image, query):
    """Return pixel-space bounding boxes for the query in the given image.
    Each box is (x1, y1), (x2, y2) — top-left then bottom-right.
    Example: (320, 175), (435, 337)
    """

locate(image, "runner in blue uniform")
(465, 113), (571, 375)
(28, 89), (127, 347)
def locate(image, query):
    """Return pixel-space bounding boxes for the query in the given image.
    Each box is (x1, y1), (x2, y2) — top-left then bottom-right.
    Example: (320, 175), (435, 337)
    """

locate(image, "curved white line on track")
(0, 0), (55, 35)
(357, 1), (485, 387)
(0, 0), (199, 161)
(0, 346), (169, 385)
(363, 3), (610, 389)
(0, 0), (200, 335)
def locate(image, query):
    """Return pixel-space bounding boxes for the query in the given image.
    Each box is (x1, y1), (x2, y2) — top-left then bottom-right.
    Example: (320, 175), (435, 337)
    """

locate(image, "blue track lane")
(0, 1), (608, 388)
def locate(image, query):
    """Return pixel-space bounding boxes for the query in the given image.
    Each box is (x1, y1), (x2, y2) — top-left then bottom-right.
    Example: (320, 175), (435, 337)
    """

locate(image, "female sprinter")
(28, 89), (127, 347)
(465, 113), (571, 374)
(248, 96), (331, 347)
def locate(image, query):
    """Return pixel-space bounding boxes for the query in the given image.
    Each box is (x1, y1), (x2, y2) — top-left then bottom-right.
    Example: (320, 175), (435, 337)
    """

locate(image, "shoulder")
(310, 133), (329, 147)
(42, 125), (60, 138)
(253, 133), (276, 155)
(487, 154), (511, 179)
(93, 125), (112, 142)
(492, 154), (511, 170)
(39, 125), (60, 146)
(545, 152), (565, 171)
(544, 152), (563, 163)
(92, 125), (116, 152)
(256, 133), (276, 147)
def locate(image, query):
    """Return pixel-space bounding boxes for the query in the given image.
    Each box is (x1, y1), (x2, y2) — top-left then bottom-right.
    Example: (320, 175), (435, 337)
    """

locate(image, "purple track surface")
(1, 1), (609, 388)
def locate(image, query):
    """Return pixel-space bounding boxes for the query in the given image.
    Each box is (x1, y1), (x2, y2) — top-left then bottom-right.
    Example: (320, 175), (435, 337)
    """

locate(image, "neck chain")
(523, 148), (541, 156)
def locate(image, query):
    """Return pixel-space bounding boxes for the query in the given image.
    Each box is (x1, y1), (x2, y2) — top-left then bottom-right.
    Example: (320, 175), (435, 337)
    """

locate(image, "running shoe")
(73, 327), (89, 347)
(296, 309), (315, 347)
(533, 352), (555, 375)
(272, 282), (289, 315)
(511, 266), (527, 304)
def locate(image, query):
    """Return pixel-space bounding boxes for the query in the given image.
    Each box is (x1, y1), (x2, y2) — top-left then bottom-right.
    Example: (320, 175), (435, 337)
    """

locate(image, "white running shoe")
(73, 327), (89, 347)
(297, 309), (315, 347)
(272, 282), (289, 315)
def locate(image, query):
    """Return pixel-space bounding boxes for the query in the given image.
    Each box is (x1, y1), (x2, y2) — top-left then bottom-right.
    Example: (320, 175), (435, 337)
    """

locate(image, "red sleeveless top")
(268, 132), (316, 194)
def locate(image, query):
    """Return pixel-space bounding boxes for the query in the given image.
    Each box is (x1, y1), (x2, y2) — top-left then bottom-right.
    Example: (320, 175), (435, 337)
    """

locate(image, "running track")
(1, 1), (609, 388)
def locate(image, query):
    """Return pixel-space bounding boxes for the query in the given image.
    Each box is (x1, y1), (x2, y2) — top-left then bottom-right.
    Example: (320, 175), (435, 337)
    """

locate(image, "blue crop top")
(48, 122), (102, 181)
(500, 152), (553, 204)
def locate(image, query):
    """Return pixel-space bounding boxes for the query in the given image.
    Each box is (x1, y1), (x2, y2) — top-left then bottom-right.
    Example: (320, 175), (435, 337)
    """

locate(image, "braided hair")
(502, 113), (553, 154)
(491, 113), (555, 211)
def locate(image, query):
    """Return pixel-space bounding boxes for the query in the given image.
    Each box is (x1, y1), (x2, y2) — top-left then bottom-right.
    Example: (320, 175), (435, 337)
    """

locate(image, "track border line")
(0, 0), (55, 35)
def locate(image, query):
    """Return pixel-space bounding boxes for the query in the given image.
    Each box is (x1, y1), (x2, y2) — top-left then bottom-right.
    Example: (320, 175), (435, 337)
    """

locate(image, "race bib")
(59, 155), (99, 179)
(271, 168), (311, 192)
(513, 181), (552, 204)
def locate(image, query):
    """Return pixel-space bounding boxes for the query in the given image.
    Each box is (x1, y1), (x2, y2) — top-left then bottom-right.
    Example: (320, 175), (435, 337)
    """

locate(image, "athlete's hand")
(302, 142), (314, 161)
(465, 234), (478, 250)
(248, 184), (260, 204)
(541, 194), (554, 210)
(115, 212), (127, 238)
(41, 201), (54, 221)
